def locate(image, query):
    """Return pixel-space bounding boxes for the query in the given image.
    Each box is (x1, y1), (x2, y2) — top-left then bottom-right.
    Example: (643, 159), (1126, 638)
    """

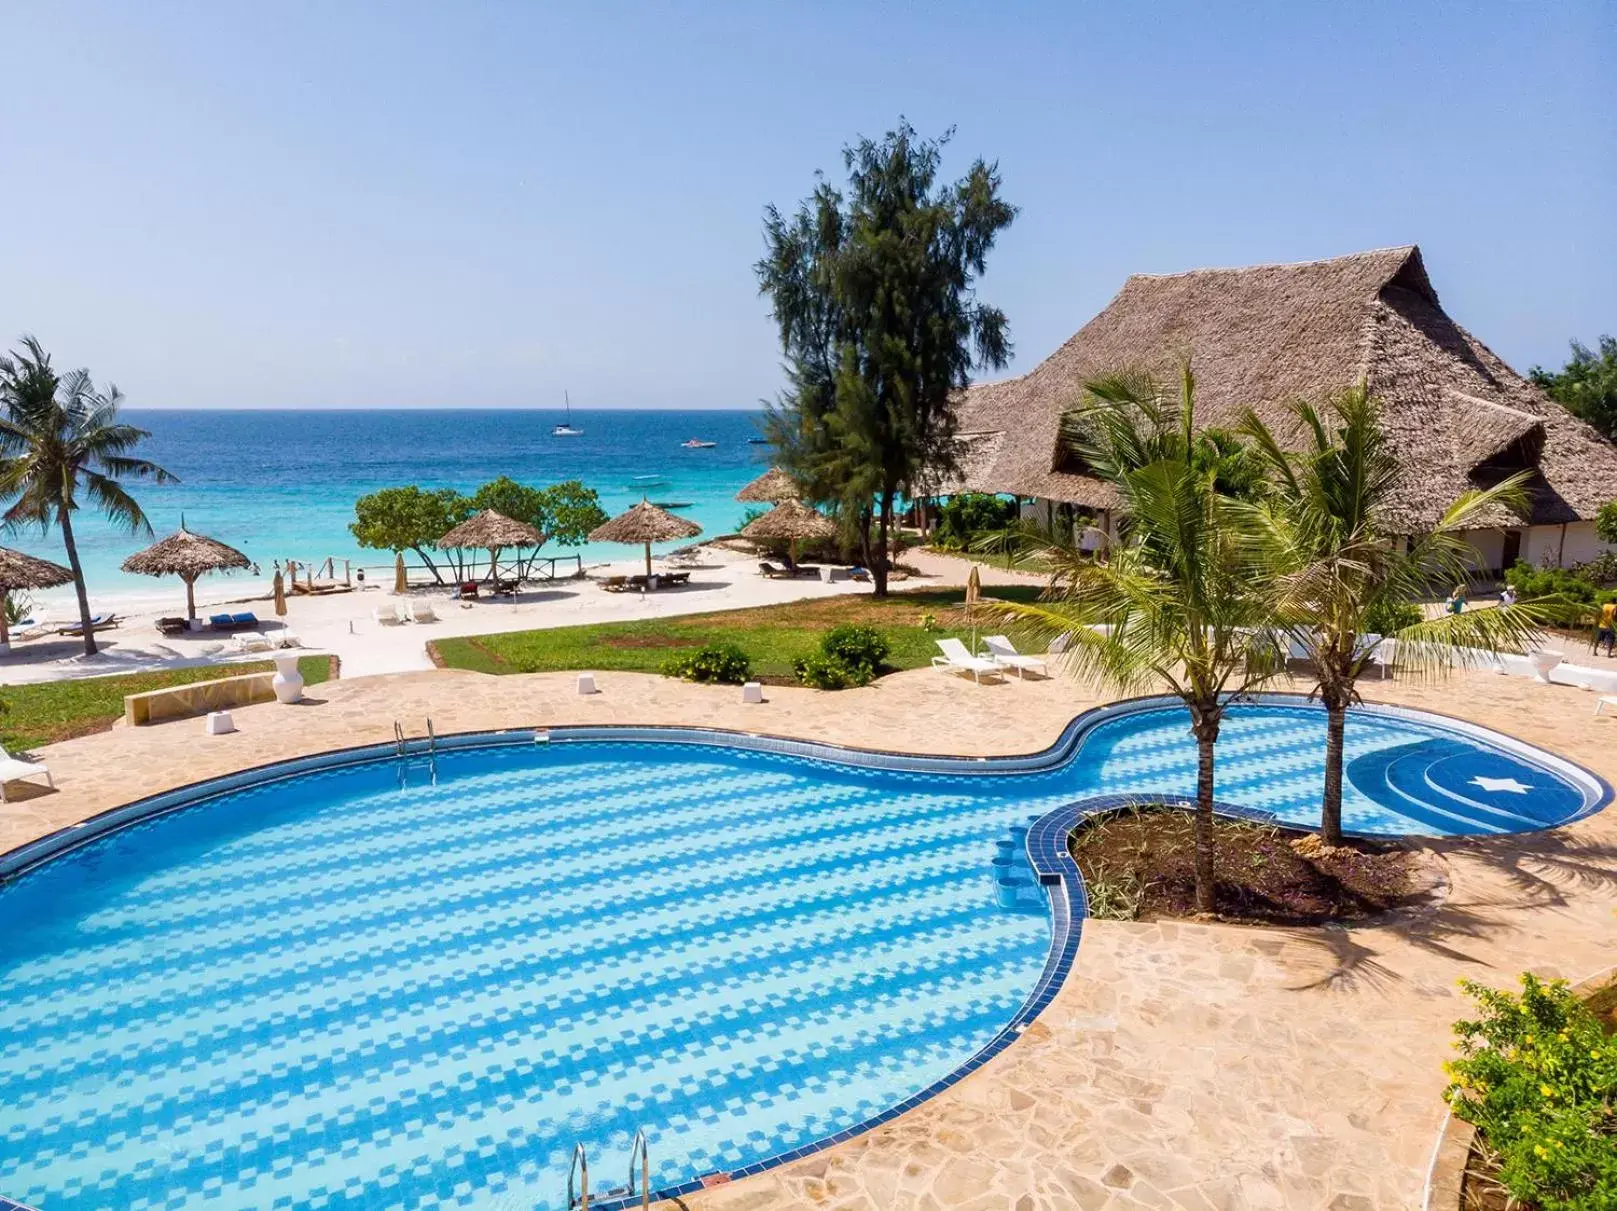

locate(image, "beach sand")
(1, 547), (1045, 684)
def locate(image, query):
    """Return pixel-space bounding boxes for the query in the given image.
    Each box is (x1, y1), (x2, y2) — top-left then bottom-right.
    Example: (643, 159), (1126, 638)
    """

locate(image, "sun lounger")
(408, 600), (438, 623)
(1596, 696), (1617, 718)
(759, 562), (789, 579)
(373, 604), (404, 626)
(627, 574), (652, 590)
(235, 631), (273, 653)
(457, 581), (480, 600)
(931, 637), (1003, 684)
(0, 745), (53, 802)
(981, 635), (1047, 679)
(662, 571), (691, 586)
(156, 616), (189, 638)
(599, 575), (629, 592)
(273, 631), (301, 648)
(56, 613), (120, 637)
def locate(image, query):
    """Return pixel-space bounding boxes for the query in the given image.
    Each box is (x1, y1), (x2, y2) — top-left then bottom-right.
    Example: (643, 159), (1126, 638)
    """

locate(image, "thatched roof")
(741, 498), (837, 541)
(736, 467), (802, 503)
(589, 499), (702, 544)
(437, 509), (545, 549)
(0, 546), (72, 591)
(915, 431), (1009, 499)
(953, 245), (1617, 530)
(121, 525), (250, 579)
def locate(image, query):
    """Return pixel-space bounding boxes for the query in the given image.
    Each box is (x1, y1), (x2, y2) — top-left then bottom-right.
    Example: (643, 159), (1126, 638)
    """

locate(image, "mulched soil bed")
(1068, 806), (1436, 925)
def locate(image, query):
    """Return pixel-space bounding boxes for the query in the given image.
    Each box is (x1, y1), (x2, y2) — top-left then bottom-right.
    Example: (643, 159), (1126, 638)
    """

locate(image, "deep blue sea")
(9, 409), (771, 607)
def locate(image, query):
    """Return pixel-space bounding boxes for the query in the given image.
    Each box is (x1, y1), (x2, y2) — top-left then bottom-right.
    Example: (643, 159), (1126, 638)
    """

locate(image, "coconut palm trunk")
(1191, 713), (1220, 913)
(57, 506), (99, 656)
(1321, 695), (1348, 847)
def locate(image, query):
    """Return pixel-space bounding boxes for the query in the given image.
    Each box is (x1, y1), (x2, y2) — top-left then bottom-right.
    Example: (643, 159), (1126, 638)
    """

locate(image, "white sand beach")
(0, 547), (1045, 684)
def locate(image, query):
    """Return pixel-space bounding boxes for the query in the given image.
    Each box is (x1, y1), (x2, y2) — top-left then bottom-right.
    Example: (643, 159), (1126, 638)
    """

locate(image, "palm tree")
(1240, 382), (1543, 846)
(0, 337), (176, 655)
(1000, 365), (1285, 913)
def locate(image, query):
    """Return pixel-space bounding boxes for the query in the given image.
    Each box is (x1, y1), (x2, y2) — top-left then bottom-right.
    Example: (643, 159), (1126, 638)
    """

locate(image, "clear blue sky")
(2, 1), (1611, 409)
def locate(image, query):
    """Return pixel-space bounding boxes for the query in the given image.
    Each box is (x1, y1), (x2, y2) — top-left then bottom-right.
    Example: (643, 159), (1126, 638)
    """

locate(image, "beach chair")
(759, 562), (789, 578)
(627, 573), (652, 591)
(662, 571), (691, 586)
(57, 613), (120, 637)
(408, 600), (438, 623)
(981, 635), (1047, 679)
(599, 575), (629, 592)
(156, 617), (189, 638)
(0, 745), (53, 802)
(235, 631), (273, 653)
(458, 581), (480, 601)
(373, 604), (404, 626)
(273, 631), (301, 649)
(931, 637), (1003, 684)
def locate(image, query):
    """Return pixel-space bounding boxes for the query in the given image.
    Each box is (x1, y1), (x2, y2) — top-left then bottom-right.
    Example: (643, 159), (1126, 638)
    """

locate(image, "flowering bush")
(1445, 973), (1617, 1210)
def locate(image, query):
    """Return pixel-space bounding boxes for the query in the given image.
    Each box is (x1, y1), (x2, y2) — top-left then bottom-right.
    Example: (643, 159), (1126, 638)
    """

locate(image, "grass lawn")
(1, 657), (333, 752)
(431, 586), (1048, 680)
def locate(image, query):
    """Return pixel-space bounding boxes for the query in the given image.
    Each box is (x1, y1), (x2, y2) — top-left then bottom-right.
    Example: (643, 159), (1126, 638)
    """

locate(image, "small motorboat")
(747, 437), (769, 445)
(629, 474), (670, 488)
(651, 501), (693, 510)
(681, 439), (717, 449)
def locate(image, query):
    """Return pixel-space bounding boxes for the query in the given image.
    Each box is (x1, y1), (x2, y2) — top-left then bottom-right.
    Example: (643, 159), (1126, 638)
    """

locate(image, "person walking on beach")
(1597, 600), (1617, 657)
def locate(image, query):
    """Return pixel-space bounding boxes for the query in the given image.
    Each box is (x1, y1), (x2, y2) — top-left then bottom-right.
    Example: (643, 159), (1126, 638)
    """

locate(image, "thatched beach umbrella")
(437, 509), (545, 582)
(121, 522), (251, 621)
(735, 466), (802, 504)
(393, 552), (408, 596)
(589, 499), (701, 578)
(741, 498), (835, 567)
(272, 569), (287, 616)
(0, 546), (72, 649)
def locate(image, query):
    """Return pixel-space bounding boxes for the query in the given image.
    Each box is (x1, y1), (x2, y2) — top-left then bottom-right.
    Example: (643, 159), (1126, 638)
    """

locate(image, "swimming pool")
(0, 698), (1604, 1210)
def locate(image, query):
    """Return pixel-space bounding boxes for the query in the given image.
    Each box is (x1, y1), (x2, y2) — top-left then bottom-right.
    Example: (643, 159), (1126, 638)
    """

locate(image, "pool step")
(990, 818), (1039, 909)
(568, 1128), (652, 1210)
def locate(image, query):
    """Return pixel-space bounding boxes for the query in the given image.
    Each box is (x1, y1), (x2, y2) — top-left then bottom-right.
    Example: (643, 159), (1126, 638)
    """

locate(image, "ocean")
(7, 409), (772, 612)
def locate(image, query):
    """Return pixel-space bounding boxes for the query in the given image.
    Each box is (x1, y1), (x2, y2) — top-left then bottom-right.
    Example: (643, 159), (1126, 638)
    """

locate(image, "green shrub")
(1504, 561), (1617, 623)
(932, 493), (1017, 551)
(661, 643), (751, 684)
(819, 624), (889, 675)
(1573, 550), (1617, 586)
(792, 651), (864, 690)
(1596, 500), (1617, 546)
(1363, 598), (1423, 636)
(1445, 973), (1617, 1210)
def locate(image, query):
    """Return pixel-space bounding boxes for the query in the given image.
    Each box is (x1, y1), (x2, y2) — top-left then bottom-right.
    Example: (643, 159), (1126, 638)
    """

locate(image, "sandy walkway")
(0, 547), (1047, 683)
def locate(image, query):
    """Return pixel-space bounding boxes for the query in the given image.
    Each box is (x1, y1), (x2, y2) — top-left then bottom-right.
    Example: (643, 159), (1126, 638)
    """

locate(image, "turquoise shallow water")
(6, 409), (770, 604)
(0, 704), (1598, 1211)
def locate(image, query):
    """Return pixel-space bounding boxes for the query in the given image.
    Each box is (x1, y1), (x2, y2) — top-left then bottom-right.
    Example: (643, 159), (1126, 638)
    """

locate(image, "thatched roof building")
(954, 246), (1617, 540)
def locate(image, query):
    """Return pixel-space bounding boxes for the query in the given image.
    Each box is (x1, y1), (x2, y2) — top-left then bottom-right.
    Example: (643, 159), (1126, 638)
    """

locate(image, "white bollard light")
(577, 672), (598, 695)
(742, 681), (764, 704)
(205, 710), (236, 736)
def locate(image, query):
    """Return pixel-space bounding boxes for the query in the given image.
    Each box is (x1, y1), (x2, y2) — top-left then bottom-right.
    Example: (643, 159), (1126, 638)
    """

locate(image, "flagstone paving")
(5, 665), (1615, 1210)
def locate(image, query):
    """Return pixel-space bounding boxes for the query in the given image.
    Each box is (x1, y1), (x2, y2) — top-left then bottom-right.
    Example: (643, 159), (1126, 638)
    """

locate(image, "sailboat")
(553, 391), (583, 437)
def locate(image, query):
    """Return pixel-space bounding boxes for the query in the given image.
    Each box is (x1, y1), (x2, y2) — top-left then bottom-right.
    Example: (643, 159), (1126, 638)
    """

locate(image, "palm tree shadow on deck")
(1282, 827), (1617, 994)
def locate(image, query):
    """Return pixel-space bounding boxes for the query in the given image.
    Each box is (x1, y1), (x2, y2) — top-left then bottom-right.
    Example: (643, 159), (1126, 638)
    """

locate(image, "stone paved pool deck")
(5, 666), (1615, 1211)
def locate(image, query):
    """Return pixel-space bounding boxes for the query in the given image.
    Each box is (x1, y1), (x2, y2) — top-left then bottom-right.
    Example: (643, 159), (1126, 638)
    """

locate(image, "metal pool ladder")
(566, 1130), (651, 1210)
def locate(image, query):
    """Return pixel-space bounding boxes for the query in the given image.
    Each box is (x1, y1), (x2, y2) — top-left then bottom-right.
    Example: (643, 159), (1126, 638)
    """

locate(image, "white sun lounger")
(235, 631), (273, 653)
(408, 600), (439, 623)
(273, 631), (301, 649)
(981, 635), (1047, 679)
(0, 745), (54, 802)
(931, 637), (1003, 684)
(373, 604), (405, 626)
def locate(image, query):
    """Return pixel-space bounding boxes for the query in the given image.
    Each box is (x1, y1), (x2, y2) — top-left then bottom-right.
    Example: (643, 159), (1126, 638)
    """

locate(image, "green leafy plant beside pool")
(1445, 973), (1617, 1210)
(662, 644), (751, 685)
(792, 624), (891, 689)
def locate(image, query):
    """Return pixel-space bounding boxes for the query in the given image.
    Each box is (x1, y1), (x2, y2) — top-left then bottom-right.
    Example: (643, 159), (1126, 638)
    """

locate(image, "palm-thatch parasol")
(437, 509), (545, 583)
(393, 552), (408, 596)
(0, 546), (72, 648)
(741, 498), (835, 567)
(735, 466), (802, 504)
(121, 522), (251, 621)
(272, 569), (287, 616)
(965, 564), (982, 647)
(589, 499), (701, 578)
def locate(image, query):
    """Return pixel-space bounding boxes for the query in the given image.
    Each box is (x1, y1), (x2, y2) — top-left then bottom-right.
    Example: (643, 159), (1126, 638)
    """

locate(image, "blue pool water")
(0, 703), (1601, 1210)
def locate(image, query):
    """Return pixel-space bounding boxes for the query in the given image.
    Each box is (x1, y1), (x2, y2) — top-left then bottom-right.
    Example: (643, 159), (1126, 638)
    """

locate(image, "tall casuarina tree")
(757, 120), (1016, 596)
(0, 337), (175, 656)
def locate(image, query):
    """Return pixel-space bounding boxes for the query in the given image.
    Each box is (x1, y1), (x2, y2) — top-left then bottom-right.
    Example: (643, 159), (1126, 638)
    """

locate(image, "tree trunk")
(1321, 698), (1347, 847)
(411, 546), (446, 585)
(58, 508), (98, 657)
(1192, 717), (1220, 915)
(873, 492), (893, 598)
(185, 574), (197, 622)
